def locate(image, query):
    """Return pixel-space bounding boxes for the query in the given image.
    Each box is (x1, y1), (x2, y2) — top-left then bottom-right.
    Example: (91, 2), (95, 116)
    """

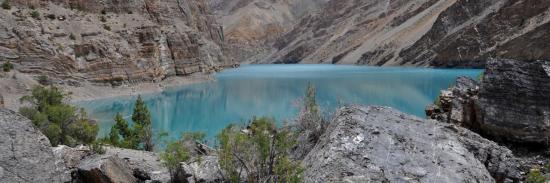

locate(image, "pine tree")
(132, 95), (154, 151)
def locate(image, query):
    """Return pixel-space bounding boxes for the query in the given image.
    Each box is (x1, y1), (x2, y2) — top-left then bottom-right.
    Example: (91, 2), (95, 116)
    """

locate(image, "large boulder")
(0, 109), (67, 182)
(103, 147), (171, 182)
(54, 145), (172, 183)
(303, 106), (520, 182)
(76, 155), (138, 183)
(478, 59), (550, 144)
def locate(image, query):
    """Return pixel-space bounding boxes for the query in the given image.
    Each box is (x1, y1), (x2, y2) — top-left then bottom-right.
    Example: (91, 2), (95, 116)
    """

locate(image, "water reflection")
(76, 65), (482, 142)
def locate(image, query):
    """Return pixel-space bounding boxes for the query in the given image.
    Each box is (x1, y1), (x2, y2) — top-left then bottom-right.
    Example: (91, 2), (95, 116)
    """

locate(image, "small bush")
(103, 24), (111, 31)
(161, 140), (190, 180)
(2, 61), (14, 72)
(218, 117), (304, 182)
(526, 168), (547, 183)
(90, 141), (106, 154)
(30, 10), (40, 19)
(101, 9), (106, 15)
(37, 75), (50, 85)
(128, 11), (133, 14)
(69, 33), (75, 40)
(1, 0), (10, 10)
(100, 16), (106, 22)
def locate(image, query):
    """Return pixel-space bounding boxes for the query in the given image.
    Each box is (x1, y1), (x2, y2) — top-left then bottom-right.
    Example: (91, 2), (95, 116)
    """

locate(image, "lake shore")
(64, 73), (215, 103)
(0, 71), (214, 110)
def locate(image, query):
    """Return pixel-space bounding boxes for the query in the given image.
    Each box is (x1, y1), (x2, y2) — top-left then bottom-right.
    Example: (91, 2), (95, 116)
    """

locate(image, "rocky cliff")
(0, 0), (227, 85)
(224, 0), (550, 66)
(478, 59), (550, 144)
(429, 59), (550, 145)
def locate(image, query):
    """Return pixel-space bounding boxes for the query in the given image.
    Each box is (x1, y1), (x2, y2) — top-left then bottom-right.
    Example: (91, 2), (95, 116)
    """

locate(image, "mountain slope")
(211, 0), (328, 63)
(225, 0), (550, 67)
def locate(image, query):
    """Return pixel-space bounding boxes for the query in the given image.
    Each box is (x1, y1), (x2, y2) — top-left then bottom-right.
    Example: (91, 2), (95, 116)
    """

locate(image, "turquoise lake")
(76, 65), (482, 143)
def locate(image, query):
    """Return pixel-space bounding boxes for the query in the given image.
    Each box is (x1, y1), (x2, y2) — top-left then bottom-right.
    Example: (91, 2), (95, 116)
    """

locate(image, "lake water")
(76, 65), (482, 142)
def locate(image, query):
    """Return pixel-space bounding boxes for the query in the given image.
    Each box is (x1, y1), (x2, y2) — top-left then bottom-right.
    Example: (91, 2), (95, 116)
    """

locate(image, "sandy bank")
(0, 71), (214, 110)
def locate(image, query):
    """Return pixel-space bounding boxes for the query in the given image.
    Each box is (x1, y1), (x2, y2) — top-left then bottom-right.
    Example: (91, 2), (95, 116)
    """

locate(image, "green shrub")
(1, 0), (10, 10)
(30, 10), (40, 19)
(90, 141), (106, 154)
(103, 24), (111, 31)
(19, 86), (98, 147)
(101, 9), (106, 15)
(37, 75), (50, 85)
(526, 168), (547, 183)
(69, 33), (75, 40)
(2, 61), (14, 72)
(160, 139), (190, 180)
(218, 117), (303, 182)
(100, 16), (107, 22)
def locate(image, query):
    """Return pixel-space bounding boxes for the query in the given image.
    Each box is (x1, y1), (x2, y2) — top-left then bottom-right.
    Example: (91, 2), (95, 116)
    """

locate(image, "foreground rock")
(54, 146), (171, 183)
(304, 106), (520, 182)
(177, 156), (224, 183)
(77, 155), (138, 183)
(0, 109), (67, 182)
(478, 59), (550, 144)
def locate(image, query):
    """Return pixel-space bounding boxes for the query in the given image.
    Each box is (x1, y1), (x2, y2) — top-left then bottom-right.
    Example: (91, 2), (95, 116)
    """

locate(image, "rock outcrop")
(303, 106), (520, 182)
(426, 76), (482, 131)
(429, 59), (550, 145)
(478, 59), (550, 144)
(0, 108), (67, 182)
(0, 0), (227, 85)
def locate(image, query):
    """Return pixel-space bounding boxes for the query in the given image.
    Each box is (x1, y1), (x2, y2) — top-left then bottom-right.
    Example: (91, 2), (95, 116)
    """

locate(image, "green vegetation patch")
(19, 86), (99, 147)
(1, 0), (10, 10)
(2, 61), (14, 72)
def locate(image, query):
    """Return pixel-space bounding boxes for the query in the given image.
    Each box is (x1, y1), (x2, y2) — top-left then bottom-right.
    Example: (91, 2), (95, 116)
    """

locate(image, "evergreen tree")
(132, 95), (154, 151)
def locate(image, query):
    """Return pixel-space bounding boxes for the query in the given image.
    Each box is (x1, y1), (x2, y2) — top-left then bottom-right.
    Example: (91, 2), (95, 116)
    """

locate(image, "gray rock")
(0, 108), (67, 182)
(177, 156), (224, 183)
(303, 106), (520, 183)
(478, 59), (550, 144)
(103, 147), (171, 182)
(77, 155), (138, 183)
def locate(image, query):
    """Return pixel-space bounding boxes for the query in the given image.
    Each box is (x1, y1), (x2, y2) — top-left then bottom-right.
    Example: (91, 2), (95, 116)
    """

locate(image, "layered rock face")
(478, 59), (550, 144)
(304, 106), (520, 182)
(0, 109), (67, 182)
(230, 0), (550, 66)
(0, 0), (226, 85)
